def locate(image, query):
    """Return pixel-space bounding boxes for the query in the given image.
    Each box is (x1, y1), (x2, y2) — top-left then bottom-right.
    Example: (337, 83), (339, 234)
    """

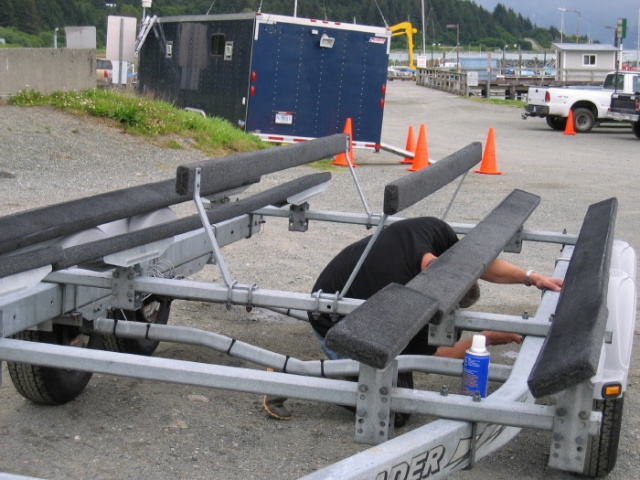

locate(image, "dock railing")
(415, 68), (469, 96)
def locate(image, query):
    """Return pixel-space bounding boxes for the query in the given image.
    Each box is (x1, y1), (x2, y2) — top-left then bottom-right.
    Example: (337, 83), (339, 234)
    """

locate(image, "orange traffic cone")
(475, 128), (503, 175)
(407, 124), (429, 172)
(401, 125), (416, 164)
(331, 118), (357, 167)
(564, 110), (576, 135)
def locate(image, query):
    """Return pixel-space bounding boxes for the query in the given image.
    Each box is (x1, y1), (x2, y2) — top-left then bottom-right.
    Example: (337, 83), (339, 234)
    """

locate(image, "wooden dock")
(415, 68), (601, 99)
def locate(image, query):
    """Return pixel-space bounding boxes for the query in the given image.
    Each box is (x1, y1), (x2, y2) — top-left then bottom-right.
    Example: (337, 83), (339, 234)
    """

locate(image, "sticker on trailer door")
(275, 112), (294, 125)
(369, 37), (387, 44)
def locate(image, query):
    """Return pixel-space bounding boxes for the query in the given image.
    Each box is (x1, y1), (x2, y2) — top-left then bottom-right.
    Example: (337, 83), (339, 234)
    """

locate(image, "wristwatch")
(524, 269), (535, 287)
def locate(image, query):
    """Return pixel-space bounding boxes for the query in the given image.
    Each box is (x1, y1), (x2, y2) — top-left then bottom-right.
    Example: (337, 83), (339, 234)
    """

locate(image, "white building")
(553, 43), (619, 83)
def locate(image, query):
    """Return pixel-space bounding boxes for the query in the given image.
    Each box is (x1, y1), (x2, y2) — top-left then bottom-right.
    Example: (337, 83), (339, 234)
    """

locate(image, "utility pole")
(446, 24), (460, 72)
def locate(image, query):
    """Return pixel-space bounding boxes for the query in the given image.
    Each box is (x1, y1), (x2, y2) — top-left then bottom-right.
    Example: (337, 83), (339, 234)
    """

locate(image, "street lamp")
(558, 8), (566, 42)
(605, 25), (618, 46)
(446, 23), (460, 71)
(558, 7), (581, 42)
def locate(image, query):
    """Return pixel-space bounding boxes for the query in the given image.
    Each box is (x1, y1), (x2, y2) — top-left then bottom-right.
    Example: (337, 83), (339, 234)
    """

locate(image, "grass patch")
(307, 158), (344, 171)
(466, 96), (527, 108)
(9, 89), (268, 157)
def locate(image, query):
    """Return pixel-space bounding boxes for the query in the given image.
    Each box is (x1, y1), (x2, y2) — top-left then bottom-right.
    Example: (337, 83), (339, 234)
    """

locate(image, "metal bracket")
(548, 382), (600, 474)
(504, 227), (524, 253)
(289, 203), (310, 232)
(111, 267), (142, 310)
(428, 309), (458, 347)
(192, 168), (235, 287)
(354, 361), (397, 445)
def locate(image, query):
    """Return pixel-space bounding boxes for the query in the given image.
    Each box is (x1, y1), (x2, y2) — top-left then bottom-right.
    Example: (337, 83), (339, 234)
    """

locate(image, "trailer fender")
(592, 241), (637, 399)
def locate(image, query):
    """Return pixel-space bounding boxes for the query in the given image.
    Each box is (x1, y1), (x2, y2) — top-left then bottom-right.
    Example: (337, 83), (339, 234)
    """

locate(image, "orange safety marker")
(564, 110), (576, 135)
(474, 127), (503, 175)
(407, 124), (429, 172)
(401, 125), (416, 164)
(331, 118), (357, 167)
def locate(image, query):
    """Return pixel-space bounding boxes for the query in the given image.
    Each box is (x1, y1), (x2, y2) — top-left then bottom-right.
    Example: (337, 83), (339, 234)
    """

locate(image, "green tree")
(0, 0), (17, 28)
(16, 0), (41, 34)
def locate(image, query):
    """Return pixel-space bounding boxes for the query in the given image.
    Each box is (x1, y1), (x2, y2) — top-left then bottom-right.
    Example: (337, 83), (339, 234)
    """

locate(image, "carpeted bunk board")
(326, 189), (540, 368)
(0, 134), (348, 278)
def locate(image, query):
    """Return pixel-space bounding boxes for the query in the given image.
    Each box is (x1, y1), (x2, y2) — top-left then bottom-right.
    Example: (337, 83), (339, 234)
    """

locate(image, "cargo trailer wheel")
(7, 325), (103, 405)
(632, 121), (640, 139)
(546, 115), (567, 131)
(573, 108), (595, 133)
(102, 295), (171, 356)
(584, 396), (624, 478)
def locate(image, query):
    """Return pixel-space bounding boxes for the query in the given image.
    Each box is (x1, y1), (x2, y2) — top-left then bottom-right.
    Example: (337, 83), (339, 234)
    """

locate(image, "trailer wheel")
(573, 108), (595, 133)
(584, 396), (624, 478)
(102, 296), (171, 356)
(7, 326), (103, 405)
(546, 115), (567, 131)
(632, 122), (640, 139)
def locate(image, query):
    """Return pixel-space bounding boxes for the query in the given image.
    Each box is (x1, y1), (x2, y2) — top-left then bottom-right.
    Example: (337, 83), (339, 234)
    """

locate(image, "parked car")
(505, 67), (537, 76)
(387, 66), (415, 79)
(96, 59), (112, 86)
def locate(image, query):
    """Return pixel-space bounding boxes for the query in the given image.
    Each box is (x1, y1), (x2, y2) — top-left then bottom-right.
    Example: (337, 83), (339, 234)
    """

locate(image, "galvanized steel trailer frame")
(0, 138), (635, 480)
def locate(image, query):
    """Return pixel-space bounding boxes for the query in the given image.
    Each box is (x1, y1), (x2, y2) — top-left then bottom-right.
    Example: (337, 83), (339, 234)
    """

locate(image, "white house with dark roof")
(554, 43), (620, 83)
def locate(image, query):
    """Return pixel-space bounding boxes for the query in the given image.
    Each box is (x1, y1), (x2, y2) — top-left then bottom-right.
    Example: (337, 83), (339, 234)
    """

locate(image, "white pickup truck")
(522, 71), (640, 132)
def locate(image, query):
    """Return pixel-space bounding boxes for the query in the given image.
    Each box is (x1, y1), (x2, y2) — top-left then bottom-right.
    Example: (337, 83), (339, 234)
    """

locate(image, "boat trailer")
(0, 134), (636, 479)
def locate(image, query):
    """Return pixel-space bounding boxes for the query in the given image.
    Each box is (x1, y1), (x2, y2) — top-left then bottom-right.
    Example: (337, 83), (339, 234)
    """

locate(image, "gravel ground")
(1, 83), (639, 480)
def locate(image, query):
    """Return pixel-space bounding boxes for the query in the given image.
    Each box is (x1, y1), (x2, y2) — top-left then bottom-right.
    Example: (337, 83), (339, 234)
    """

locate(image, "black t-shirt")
(310, 217), (458, 354)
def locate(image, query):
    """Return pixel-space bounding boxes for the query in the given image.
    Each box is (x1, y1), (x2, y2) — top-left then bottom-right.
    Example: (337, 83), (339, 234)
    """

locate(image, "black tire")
(102, 295), (171, 356)
(584, 396), (624, 478)
(7, 326), (103, 405)
(546, 115), (567, 131)
(632, 121), (640, 139)
(573, 107), (596, 133)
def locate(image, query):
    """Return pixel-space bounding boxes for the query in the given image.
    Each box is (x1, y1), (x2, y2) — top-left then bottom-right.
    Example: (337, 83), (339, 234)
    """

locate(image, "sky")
(471, 0), (640, 47)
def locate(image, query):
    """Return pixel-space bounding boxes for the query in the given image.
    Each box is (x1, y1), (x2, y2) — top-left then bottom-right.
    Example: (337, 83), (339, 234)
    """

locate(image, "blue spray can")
(461, 334), (490, 398)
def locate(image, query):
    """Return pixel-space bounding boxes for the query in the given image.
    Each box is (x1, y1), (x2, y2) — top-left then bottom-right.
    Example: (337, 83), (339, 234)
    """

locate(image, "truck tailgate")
(527, 86), (547, 105)
(611, 93), (639, 113)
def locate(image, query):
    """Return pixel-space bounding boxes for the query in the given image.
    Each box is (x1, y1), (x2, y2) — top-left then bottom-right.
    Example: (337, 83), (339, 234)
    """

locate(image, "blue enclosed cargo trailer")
(137, 12), (391, 149)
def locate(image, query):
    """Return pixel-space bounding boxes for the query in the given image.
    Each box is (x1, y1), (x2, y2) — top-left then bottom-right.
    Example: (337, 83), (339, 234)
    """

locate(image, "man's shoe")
(262, 395), (292, 420)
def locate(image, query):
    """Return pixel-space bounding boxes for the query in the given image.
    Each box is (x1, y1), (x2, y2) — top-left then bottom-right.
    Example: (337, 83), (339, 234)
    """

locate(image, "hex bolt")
(359, 384), (368, 393)
(379, 387), (388, 395)
(473, 391), (482, 402)
(440, 385), (449, 396)
(579, 411), (589, 420)
(556, 407), (566, 417)
(356, 409), (367, 418)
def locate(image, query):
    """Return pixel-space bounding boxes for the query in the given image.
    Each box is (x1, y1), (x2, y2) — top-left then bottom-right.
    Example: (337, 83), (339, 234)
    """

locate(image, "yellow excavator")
(390, 22), (418, 70)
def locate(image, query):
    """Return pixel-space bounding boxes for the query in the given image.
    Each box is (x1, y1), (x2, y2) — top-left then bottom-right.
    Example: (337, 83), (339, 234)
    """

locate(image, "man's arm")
(480, 259), (563, 292)
(433, 331), (522, 359)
